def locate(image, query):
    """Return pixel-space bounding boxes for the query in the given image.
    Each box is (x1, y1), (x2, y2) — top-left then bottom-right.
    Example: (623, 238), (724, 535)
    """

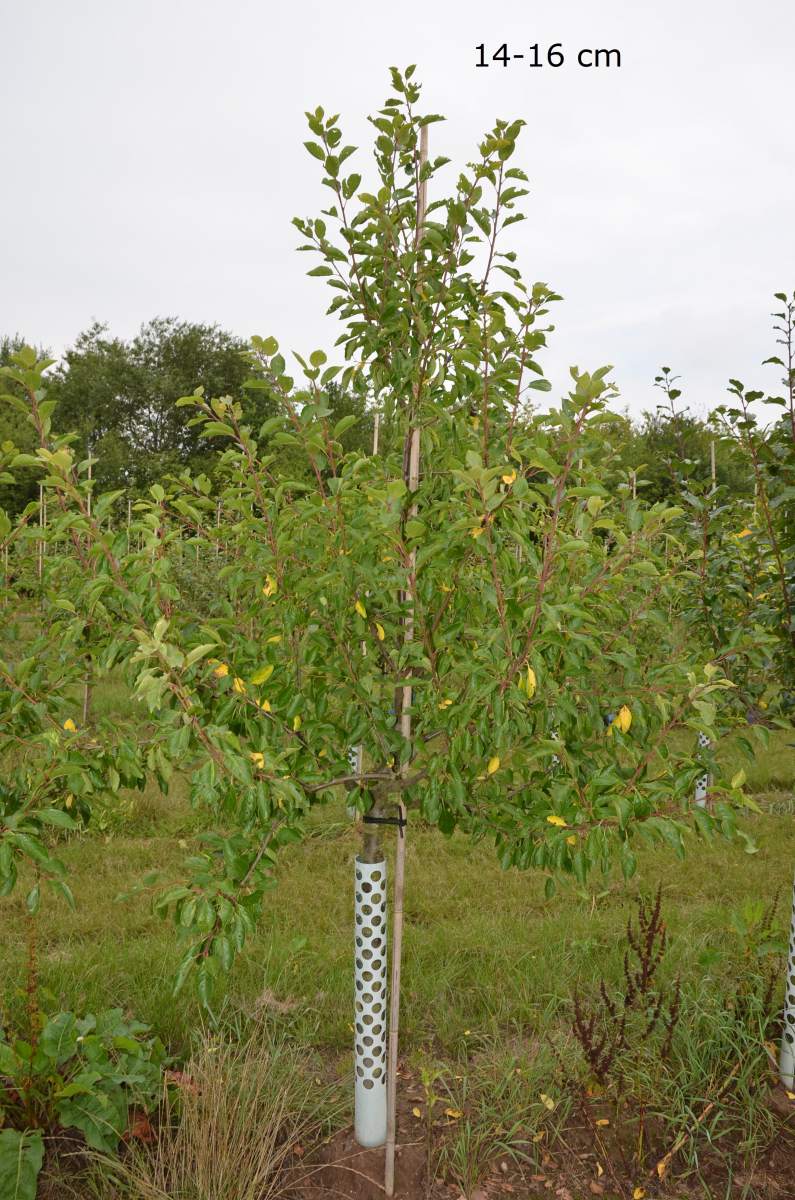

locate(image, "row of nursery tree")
(1, 65), (794, 1193)
(0, 317), (764, 516)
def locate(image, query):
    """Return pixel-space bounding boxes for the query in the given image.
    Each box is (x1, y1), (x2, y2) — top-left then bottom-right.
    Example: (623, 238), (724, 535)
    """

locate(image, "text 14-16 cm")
(476, 44), (622, 69)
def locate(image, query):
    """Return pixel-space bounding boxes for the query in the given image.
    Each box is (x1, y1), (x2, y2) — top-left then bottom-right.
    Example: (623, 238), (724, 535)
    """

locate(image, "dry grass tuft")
(100, 1023), (341, 1200)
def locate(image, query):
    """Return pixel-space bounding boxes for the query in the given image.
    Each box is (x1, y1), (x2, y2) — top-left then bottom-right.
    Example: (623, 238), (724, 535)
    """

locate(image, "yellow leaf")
(487, 755), (500, 775)
(656, 1160), (668, 1180)
(440, 582), (454, 593)
(250, 752), (264, 768)
(737, 527), (753, 538)
(566, 835), (577, 846)
(293, 715), (302, 732)
(382, 555), (394, 563)
(532, 1130), (545, 1142)
(610, 705), (632, 734)
(525, 666), (537, 698)
(375, 622), (385, 641)
(444, 1108), (463, 1120)
(63, 718), (77, 732)
(438, 698), (453, 710)
(539, 1093), (555, 1110)
(233, 677), (247, 694)
(633, 1189), (646, 1199)
(502, 470), (516, 485)
(262, 575), (277, 597)
(65, 794), (73, 809)
(412, 1107), (422, 1119)
(354, 599), (367, 619)
(266, 635), (281, 644)
(213, 663), (229, 678)
(251, 664), (274, 686)
(470, 525), (485, 539)
(546, 814), (568, 828)
(258, 698), (271, 713)
(787, 1091), (795, 1101)
(595, 1118), (610, 1127)
(596, 1162), (603, 1177)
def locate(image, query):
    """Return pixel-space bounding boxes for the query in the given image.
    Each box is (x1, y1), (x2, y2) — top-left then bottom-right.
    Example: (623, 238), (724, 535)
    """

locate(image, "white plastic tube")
(780, 871), (795, 1089)
(694, 732), (710, 808)
(354, 857), (388, 1147)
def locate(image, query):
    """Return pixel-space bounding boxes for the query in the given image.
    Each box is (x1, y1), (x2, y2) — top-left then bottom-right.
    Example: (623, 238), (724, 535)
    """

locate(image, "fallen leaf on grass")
(123, 1111), (154, 1142)
(444, 1107), (463, 1119)
(412, 1107), (422, 1118)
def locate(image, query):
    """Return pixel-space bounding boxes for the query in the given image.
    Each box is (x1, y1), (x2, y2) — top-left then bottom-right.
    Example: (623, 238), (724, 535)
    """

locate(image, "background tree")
(0, 334), (47, 515)
(47, 318), (279, 496)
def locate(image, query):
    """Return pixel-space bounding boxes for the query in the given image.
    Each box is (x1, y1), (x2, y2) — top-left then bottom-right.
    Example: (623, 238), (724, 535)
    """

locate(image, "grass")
(3, 731), (795, 1056)
(4, 665), (795, 1196)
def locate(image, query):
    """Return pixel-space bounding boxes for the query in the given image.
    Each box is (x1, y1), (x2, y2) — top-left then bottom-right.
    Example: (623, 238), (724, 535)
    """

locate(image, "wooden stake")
(37, 484), (44, 582)
(384, 122), (427, 1199)
(373, 410), (380, 456)
(710, 439), (716, 493)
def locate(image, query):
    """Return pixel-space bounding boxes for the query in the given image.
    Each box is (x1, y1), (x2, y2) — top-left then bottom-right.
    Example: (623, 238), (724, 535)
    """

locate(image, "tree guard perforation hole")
(363, 1079), (374, 1090)
(362, 882), (372, 893)
(362, 949), (373, 960)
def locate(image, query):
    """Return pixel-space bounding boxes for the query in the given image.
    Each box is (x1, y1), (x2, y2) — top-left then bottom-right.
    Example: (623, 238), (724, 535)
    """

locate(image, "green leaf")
(0, 1129), (44, 1200)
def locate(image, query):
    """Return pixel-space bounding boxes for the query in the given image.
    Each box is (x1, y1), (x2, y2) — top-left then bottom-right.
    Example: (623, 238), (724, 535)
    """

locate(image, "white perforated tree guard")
(354, 857), (388, 1147)
(694, 732), (711, 808)
(780, 871), (795, 1089)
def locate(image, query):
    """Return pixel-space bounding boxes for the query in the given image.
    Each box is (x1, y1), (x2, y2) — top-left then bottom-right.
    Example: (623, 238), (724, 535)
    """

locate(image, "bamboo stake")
(710, 439), (716, 492)
(37, 484), (44, 583)
(384, 122), (428, 1199)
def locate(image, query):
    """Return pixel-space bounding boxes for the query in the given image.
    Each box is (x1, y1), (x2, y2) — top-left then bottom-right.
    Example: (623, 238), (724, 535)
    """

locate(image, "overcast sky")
(2, 0), (793, 420)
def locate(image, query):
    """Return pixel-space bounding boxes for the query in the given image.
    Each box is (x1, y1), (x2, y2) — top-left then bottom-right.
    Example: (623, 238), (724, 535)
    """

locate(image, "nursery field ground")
(2, 711), (795, 1058)
(4, 673), (795, 1199)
